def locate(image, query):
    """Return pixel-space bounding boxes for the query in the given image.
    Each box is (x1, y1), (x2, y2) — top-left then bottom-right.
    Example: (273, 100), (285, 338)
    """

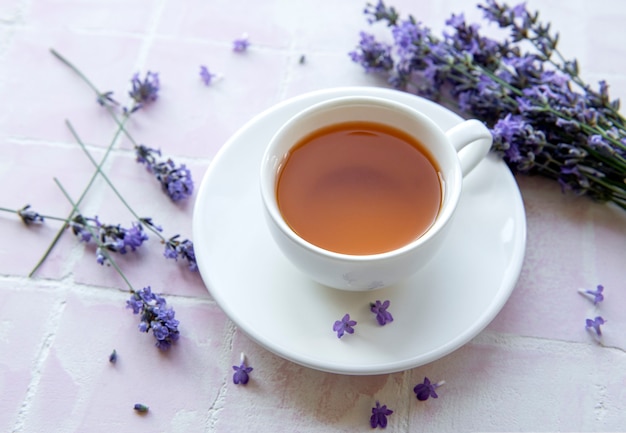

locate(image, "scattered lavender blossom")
(199, 65), (217, 86)
(128, 71), (160, 112)
(233, 33), (250, 52)
(370, 401), (393, 429)
(232, 353), (253, 385)
(585, 316), (606, 337)
(135, 144), (194, 201)
(333, 313), (357, 338)
(17, 205), (44, 225)
(579, 284), (605, 305)
(133, 403), (149, 413)
(109, 349), (117, 364)
(352, 0), (626, 210)
(126, 286), (180, 350)
(370, 300), (394, 326)
(69, 215), (149, 265)
(164, 234), (197, 272)
(413, 377), (445, 401)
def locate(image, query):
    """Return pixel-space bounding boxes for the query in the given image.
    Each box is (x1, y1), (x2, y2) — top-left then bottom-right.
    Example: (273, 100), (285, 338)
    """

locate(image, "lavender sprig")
(66, 120), (197, 271)
(50, 49), (194, 204)
(55, 178), (179, 351)
(32, 49), (140, 276)
(352, 0), (626, 210)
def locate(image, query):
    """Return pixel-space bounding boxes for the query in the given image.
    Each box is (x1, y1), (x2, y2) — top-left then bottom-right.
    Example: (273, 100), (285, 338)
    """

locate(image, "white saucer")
(192, 87), (527, 375)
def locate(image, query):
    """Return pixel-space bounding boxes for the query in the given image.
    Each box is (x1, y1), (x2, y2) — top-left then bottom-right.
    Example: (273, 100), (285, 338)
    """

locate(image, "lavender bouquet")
(351, 0), (626, 211)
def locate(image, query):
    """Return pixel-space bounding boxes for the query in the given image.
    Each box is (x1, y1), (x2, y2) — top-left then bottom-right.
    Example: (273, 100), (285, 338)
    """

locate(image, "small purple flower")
(126, 287), (180, 350)
(370, 401), (393, 429)
(585, 316), (606, 337)
(333, 313), (357, 338)
(413, 377), (445, 401)
(233, 33), (250, 52)
(128, 71), (160, 112)
(164, 235), (197, 272)
(579, 284), (604, 305)
(199, 65), (216, 86)
(133, 403), (149, 413)
(370, 300), (394, 326)
(232, 354), (253, 385)
(122, 223), (149, 252)
(17, 205), (44, 225)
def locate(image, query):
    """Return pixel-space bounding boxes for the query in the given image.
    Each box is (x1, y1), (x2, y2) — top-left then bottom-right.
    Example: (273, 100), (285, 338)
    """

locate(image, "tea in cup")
(260, 96), (492, 291)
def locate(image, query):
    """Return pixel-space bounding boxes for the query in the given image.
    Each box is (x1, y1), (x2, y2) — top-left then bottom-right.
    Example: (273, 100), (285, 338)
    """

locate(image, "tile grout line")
(132, 0), (168, 73)
(472, 329), (626, 356)
(11, 296), (68, 433)
(204, 320), (237, 432)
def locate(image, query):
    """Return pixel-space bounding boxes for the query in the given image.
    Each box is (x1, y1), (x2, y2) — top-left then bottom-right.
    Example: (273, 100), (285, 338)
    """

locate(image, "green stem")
(31, 49), (141, 277)
(50, 48), (141, 148)
(0, 206), (68, 223)
(29, 112), (130, 277)
(65, 119), (166, 242)
(53, 177), (135, 293)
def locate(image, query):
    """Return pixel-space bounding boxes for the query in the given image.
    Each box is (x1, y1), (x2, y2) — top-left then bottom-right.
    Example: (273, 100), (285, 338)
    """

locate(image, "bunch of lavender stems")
(54, 179), (180, 351)
(351, 0), (626, 210)
(29, 50), (192, 276)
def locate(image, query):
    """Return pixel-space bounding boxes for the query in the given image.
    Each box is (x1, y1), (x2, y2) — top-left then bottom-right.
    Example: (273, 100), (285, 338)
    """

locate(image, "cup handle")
(444, 119), (493, 177)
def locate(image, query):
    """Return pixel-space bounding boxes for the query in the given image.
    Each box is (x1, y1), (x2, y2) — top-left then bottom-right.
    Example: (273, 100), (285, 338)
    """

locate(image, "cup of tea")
(259, 95), (492, 291)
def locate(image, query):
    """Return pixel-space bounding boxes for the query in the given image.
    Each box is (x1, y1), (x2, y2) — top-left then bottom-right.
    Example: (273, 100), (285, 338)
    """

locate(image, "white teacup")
(260, 96), (492, 291)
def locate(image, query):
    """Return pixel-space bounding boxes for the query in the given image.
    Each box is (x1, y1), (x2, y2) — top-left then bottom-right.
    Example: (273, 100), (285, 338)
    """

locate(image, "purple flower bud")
(370, 401), (393, 428)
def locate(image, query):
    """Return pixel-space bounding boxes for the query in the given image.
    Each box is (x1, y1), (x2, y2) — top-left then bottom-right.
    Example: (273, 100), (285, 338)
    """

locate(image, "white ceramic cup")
(260, 96), (492, 291)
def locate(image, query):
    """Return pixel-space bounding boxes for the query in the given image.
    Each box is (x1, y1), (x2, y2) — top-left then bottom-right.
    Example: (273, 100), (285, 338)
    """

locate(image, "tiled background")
(1, 0), (625, 431)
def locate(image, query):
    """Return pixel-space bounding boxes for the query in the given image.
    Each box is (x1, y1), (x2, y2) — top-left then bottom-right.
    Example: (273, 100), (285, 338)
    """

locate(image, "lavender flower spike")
(232, 353), (253, 385)
(370, 401), (393, 429)
(126, 286), (180, 350)
(585, 316), (606, 337)
(413, 377), (445, 401)
(128, 71), (160, 112)
(333, 313), (357, 338)
(578, 284), (604, 305)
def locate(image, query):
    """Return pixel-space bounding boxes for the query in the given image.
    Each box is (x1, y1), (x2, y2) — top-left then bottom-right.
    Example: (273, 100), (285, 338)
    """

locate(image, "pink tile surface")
(1, 0), (625, 431)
